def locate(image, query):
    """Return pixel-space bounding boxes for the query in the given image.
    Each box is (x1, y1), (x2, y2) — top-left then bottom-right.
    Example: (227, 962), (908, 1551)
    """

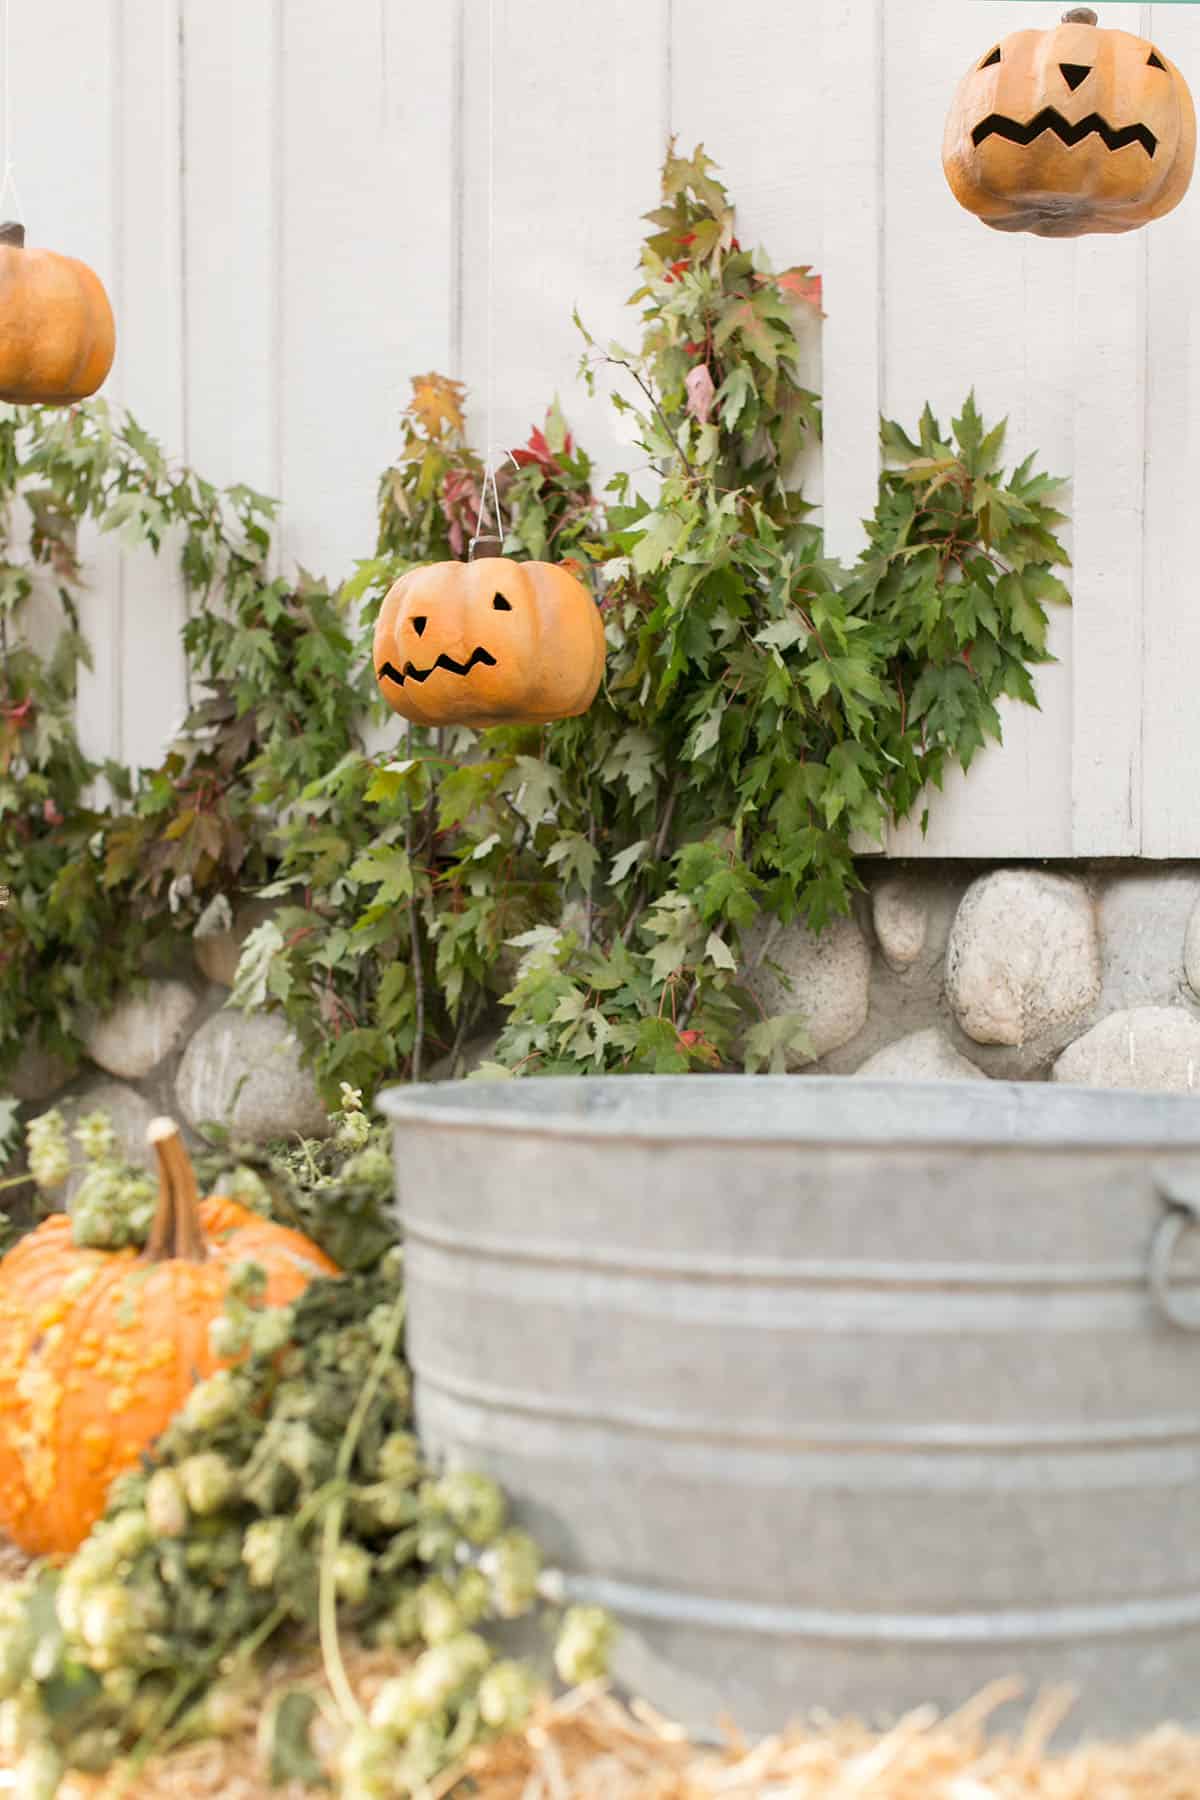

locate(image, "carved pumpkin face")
(943, 12), (1196, 236)
(373, 556), (606, 728)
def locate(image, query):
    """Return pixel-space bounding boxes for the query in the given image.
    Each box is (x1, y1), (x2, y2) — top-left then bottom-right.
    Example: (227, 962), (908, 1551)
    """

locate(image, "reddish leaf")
(512, 418), (575, 477)
(685, 364), (716, 427)
(775, 266), (824, 313)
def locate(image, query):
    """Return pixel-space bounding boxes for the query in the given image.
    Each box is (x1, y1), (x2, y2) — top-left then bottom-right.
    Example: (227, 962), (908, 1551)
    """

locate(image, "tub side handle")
(1149, 1164), (1200, 1331)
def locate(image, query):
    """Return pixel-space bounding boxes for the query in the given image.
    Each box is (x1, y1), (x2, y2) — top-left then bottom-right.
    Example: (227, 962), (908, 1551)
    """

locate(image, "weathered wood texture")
(13, 0), (1198, 856)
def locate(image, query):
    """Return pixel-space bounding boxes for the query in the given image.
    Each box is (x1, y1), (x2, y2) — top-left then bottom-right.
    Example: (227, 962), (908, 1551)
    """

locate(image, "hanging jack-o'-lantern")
(373, 555), (606, 729)
(943, 8), (1196, 237)
(0, 221), (115, 403)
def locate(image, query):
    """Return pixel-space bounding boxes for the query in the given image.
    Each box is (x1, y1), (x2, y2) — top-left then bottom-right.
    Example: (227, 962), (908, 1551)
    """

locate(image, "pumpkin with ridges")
(373, 554), (605, 729)
(0, 1118), (338, 1556)
(943, 11), (1196, 237)
(0, 221), (115, 403)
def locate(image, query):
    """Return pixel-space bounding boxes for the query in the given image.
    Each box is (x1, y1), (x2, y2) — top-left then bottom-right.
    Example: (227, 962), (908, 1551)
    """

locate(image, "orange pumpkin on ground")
(0, 1118), (338, 1557)
(373, 555), (606, 729)
(943, 8), (1196, 237)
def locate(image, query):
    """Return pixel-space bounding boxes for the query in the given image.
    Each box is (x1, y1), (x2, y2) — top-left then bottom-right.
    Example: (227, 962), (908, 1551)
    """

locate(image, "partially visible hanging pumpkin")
(373, 554), (606, 729)
(943, 8), (1196, 237)
(0, 220), (116, 403)
(0, 1118), (338, 1556)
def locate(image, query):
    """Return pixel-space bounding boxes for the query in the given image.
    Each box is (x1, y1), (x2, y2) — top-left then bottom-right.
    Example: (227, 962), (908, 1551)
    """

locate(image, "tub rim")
(376, 1073), (1200, 1153)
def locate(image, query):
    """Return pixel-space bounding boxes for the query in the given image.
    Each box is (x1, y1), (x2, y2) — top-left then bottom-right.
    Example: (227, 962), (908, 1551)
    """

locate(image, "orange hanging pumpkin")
(0, 1118), (338, 1556)
(373, 555), (606, 729)
(943, 8), (1196, 237)
(0, 220), (116, 403)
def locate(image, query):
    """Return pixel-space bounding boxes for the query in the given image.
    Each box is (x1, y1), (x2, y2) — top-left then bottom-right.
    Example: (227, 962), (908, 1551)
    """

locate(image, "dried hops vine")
(0, 1094), (612, 1796)
(1, 142), (1070, 1110)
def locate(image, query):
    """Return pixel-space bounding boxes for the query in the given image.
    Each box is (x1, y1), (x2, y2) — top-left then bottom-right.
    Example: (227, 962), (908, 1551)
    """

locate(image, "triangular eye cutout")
(980, 46), (1001, 68)
(1148, 50), (1166, 70)
(1060, 63), (1090, 91)
(492, 592), (512, 611)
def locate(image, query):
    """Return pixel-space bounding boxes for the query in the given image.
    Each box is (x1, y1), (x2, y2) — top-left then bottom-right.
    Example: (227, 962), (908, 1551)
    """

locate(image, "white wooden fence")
(14, 0), (1200, 858)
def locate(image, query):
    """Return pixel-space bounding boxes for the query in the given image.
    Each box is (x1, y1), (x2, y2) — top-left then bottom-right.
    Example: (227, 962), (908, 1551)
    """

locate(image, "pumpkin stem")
(468, 534), (504, 562)
(0, 222), (25, 250)
(1062, 8), (1098, 23)
(144, 1118), (208, 1264)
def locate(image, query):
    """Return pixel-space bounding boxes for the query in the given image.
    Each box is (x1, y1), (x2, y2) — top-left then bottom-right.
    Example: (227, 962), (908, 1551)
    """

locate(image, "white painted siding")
(9, 0), (1199, 857)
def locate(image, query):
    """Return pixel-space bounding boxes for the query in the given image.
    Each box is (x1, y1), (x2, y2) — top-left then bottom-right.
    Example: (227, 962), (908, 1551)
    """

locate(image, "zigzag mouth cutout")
(377, 646), (499, 686)
(972, 108), (1157, 158)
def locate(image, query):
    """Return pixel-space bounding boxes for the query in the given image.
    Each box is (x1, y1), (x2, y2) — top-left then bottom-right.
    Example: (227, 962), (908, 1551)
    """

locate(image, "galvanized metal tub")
(378, 1074), (1200, 1740)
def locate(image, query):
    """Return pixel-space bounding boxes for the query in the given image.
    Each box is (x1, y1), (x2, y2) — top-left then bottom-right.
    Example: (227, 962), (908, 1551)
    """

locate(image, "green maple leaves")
(0, 143), (1071, 1103)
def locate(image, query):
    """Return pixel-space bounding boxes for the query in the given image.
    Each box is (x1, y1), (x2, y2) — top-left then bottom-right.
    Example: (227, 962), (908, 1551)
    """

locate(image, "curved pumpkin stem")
(144, 1118), (208, 1264)
(1061, 8), (1098, 23)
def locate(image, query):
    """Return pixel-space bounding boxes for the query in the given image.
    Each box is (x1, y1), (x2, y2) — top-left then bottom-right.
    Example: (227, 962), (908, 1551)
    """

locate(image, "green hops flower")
(432, 1470), (506, 1546)
(249, 1309), (292, 1359)
(366, 1302), (400, 1349)
(482, 1529), (542, 1619)
(100, 1667), (139, 1712)
(377, 1431), (422, 1487)
(0, 1591), (31, 1700)
(345, 1145), (394, 1192)
(227, 1258), (268, 1302)
(106, 1469), (148, 1514)
(409, 1632), (491, 1714)
(224, 1165), (272, 1213)
(338, 1723), (397, 1800)
(208, 1311), (249, 1360)
(178, 1451), (237, 1516)
(77, 1584), (140, 1669)
(25, 1110), (70, 1193)
(355, 1480), (417, 1533)
(553, 1605), (617, 1686)
(339, 1082), (365, 1114)
(0, 1697), (28, 1758)
(13, 1743), (63, 1800)
(180, 1368), (241, 1433)
(336, 1109), (371, 1152)
(369, 1672), (423, 1736)
(105, 1508), (151, 1562)
(275, 1421), (333, 1486)
(194, 1679), (249, 1739)
(416, 1578), (463, 1646)
(70, 1164), (157, 1249)
(453, 1566), (491, 1628)
(397, 1718), (450, 1790)
(72, 1109), (116, 1163)
(478, 1659), (540, 1733)
(373, 1588), (422, 1650)
(146, 1468), (189, 1540)
(334, 1544), (373, 1606)
(243, 1518), (290, 1590)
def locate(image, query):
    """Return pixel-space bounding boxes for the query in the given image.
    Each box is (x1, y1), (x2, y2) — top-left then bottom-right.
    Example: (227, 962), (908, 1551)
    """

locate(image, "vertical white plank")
(820, 0), (881, 564)
(1062, 3), (1149, 857)
(1069, 237), (1146, 855)
(12, 0), (121, 774)
(671, 0), (823, 507)
(183, 0), (280, 500)
(113, 0), (189, 769)
(1140, 5), (1200, 857)
(459, 0), (670, 503)
(277, 0), (457, 584)
(879, 0), (1076, 857)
